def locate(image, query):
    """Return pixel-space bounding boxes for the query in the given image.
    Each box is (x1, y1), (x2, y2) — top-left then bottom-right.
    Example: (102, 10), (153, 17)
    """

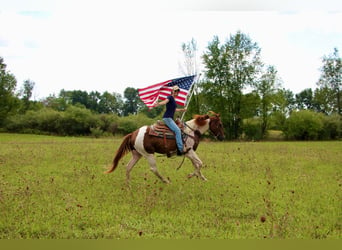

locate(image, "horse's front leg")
(146, 154), (170, 184)
(186, 150), (207, 181)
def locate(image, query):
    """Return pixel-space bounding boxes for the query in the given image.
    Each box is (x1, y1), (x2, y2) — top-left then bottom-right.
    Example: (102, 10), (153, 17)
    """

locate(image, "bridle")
(208, 119), (223, 140)
(184, 120), (222, 140)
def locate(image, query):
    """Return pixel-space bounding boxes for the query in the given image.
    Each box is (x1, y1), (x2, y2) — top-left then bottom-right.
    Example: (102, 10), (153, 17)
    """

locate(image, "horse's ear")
(210, 111), (220, 118)
(208, 111), (219, 117)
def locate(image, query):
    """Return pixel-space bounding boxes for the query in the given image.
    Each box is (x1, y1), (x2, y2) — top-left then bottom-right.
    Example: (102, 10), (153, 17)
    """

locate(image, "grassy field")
(0, 133), (341, 239)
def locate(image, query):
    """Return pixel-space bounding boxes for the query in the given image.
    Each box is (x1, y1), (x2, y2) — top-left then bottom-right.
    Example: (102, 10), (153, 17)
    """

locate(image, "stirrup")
(177, 147), (191, 156)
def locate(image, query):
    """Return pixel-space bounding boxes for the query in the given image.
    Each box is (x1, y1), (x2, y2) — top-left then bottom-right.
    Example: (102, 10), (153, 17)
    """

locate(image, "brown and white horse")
(105, 112), (225, 183)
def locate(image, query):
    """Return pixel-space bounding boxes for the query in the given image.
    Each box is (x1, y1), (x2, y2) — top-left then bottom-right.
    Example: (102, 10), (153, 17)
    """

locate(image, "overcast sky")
(0, 0), (341, 100)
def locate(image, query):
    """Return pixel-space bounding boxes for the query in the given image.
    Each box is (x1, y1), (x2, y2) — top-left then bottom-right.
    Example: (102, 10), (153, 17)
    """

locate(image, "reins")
(176, 122), (196, 171)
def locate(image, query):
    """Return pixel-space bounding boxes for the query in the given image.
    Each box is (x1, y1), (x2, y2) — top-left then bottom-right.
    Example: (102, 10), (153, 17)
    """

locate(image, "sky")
(0, 0), (341, 100)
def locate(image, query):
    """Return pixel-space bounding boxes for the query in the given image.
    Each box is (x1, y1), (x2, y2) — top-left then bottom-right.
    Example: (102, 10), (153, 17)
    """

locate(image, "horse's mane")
(193, 114), (209, 127)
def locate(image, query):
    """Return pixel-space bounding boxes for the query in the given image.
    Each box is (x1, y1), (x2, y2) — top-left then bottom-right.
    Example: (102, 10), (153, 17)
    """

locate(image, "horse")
(105, 111), (225, 184)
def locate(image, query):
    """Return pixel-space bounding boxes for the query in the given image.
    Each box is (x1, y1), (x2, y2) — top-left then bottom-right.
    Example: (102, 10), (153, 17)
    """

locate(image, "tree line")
(0, 31), (341, 140)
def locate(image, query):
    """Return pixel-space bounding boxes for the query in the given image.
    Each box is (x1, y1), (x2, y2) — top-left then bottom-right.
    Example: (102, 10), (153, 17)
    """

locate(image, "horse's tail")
(105, 133), (133, 174)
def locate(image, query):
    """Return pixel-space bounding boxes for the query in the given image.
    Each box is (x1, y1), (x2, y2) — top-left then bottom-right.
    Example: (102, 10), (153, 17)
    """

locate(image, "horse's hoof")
(163, 177), (171, 184)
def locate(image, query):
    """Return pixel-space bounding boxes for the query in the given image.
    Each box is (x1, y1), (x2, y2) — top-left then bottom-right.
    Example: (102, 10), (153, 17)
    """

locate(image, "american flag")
(138, 75), (196, 109)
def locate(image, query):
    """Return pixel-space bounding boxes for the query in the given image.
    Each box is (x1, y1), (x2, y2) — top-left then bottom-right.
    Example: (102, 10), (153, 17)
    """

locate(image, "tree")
(42, 94), (69, 111)
(256, 65), (279, 137)
(317, 48), (341, 115)
(0, 57), (19, 126)
(270, 88), (295, 130)
(20, 79), (35, 112)
(179, 38), (201, 117)
(180, 38), (199, 76)
(295, 88), (314, 110)
(123, 87), (139, 116)
(88, 91), (101, 112)
(70, 90), (89, 108)
(240, 91), (260, 119)
(98, 91), (123, 114)
(202, 31), (262, 139)
(313, 87), (334, 114)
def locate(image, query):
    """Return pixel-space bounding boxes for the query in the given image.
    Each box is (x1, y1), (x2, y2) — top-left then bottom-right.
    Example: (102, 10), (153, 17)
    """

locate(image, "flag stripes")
(138, 75), (196, 109)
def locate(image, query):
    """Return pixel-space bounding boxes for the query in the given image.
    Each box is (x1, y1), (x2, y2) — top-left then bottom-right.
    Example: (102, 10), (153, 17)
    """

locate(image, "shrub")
(284, 110), (324, 140)
(35, 109), (63, 134)
(6, 109), (63, 135)
(5, 114), (28, 132)
(90, 127), (103, 138)
(59, 106), (97, 135)
(243, 118), (263, 141)
(97, 114), (119, 135)
(320, 113), (341, 140)
(117, 113), (155, 134)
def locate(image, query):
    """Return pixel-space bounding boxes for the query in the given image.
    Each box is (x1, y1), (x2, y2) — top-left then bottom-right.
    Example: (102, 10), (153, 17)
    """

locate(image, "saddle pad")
(149, 124), (175, 139)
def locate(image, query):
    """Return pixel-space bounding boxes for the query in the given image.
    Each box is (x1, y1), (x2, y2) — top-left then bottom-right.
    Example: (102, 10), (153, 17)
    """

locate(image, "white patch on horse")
(184, 119), (210, 135)
(133, 126), (170, 183)
(134, 126), (150, 157)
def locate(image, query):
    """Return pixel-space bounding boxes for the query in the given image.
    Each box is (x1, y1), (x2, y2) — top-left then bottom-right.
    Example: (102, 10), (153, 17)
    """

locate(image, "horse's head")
(208, 111), (225, 141)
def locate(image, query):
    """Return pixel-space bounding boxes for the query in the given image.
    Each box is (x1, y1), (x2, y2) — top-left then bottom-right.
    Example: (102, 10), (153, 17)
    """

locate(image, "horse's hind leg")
(126, 150), (142, 184)
(146, 155), (170, 184)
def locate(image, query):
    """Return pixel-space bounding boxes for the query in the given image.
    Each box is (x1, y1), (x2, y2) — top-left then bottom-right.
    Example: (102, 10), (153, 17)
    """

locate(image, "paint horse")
(105, 112), (225, 183)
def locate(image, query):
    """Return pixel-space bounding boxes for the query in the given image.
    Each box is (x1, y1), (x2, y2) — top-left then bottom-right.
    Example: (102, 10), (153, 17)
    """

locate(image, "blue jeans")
(163, 118), (183, 152)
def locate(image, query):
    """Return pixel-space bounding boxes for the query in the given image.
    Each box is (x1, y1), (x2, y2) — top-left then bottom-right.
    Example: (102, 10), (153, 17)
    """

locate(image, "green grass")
(0, 133), (341, 239)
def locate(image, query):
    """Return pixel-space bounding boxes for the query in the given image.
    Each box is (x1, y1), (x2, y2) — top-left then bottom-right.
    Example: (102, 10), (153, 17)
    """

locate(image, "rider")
(153, 85), (189, 155)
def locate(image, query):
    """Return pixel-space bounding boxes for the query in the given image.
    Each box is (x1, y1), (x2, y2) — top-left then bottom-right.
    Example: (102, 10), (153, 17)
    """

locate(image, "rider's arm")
(154, 98), (169, 107)
(176, 108), (187, 112)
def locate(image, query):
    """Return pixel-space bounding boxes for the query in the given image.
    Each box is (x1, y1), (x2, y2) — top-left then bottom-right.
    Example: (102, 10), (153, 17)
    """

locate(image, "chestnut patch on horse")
(193, 115), (210, 126)
(143, 126), (177, 155)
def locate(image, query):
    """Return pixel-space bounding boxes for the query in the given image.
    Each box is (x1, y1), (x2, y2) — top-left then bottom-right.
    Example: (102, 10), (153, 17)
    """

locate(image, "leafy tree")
(202, 31), (262, 139)
(295, 88), (314, 110)
(0, 57), (19, 126)
(256, 65), (279, 137)
(42, 94), (69, 111)
(70, 90), (89, 108)
(98, 91), (123, 114)
(270, 88), (295, 130)
(313, 87), (335, 114)
(21, 79), (35, 102)
(88, 91), (101, 112)
(20, 79), (35, 112)
(317, 48), (341, 115)
(123, 87), (140, 116)
(58, 89), (72, 104)
(240, 91), (260, 119)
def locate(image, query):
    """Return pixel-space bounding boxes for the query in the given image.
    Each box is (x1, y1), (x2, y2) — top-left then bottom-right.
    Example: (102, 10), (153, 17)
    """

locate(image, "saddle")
(149, 119), (192, 158)
(149, 119), (184, 139)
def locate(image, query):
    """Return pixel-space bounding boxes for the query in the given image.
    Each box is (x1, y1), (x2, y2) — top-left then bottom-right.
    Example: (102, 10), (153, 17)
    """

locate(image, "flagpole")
(180, 73), (201, 121)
